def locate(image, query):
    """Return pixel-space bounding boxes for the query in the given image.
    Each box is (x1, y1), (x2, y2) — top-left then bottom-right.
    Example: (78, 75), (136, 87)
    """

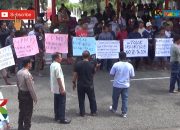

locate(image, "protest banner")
(45, 34), (68, 54)
(73, 37), (96, 56)
(0, 46), (15, 70)
(155, 38), (173, 57)
(96, 40), (120, 59)
(123, 39), (148, 57)
(13, 35), (39, 58)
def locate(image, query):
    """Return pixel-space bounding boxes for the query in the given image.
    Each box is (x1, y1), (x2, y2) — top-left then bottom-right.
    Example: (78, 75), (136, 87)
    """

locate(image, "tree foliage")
(13, 0), (33, 9)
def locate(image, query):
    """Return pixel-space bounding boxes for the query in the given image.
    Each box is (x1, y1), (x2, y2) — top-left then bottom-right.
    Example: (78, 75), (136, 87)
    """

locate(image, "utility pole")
(96, 0), (101, 9)
(82, 0), (85, 11)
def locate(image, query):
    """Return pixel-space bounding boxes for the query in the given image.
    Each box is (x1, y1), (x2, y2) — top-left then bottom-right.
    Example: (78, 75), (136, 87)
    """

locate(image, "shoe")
(58, 119), (71, 124)
(109, 106), (116, 113)
(76, 112), (85, 117)
(54, 118), (58, 121)
(79, 113), (85, 117)
(120, 113), (127, 118)
(90, 112), (97, 116)
(169, 90), (178, 93)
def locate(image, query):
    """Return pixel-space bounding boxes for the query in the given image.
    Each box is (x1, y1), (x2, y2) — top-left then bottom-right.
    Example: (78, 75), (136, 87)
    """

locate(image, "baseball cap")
(146, 22), (152, 27)
(53, 28), (59, 33)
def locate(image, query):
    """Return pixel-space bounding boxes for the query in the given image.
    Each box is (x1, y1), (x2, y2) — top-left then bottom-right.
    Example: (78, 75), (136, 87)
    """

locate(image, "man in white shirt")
(109, 52), (135, 118)
(50, 53), (71, 124)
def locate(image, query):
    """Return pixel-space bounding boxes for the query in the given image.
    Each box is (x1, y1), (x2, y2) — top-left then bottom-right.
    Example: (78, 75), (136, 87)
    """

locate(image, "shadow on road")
(146, 88), (168, 95)
(32, 115), (54, 123)
(67, 108), (116, 118)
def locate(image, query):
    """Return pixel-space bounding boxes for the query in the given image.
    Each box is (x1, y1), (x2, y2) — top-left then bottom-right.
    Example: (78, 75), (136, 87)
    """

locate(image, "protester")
(118, 15), (126, 28)
(5, 29), (16, 74)
(90, 9), (98, 27)
(86, 18), (95, 37)
(103, 7), (111, 23)
(108, 24), (116, 40)
(138, 21), (146, 37)
(116, 26), (128, 51)
(75, 23), (88, 37)
(95, 8), (103, 23)
(127, 19), (136, 33)
(0, 22), (10, 48)
(110, 16), (119, 35)
(57, 4), (70, 34)
(34, 25), (45, 76)
(0, 69), (12, 85)
(50, 53), (71, 124)
(72, 50), (100, 117)
(98, 25), (114, 70)
(94, 22), (103, 39)
(169, 34), (180, 93)
(81, 11), (89, 24)
(128, 23), (142, 70)
(142, 22), (155, 66)
(17, 58), (37, 130)
(108, 3), (116, 21)
(109, 52), (135, 118)
(164, 23), (173, 38)
(154, 27), (168, 70)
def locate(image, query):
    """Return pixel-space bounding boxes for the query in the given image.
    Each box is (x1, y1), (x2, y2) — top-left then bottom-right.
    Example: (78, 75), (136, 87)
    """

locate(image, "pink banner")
(45, 33), (68, 54)
(13, 36), (39, 58)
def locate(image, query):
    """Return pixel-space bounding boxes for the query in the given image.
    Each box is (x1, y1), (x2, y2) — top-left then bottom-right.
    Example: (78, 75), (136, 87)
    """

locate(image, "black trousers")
(54, 94), (66, 120)
(77, 86), (97, 115)
(18, 91), (33, 130)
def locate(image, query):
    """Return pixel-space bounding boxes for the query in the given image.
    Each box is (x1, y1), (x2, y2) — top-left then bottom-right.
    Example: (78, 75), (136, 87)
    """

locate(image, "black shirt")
(35, 32), (44, 50)
(74, 60), (96, 87)
(0, 28), (10, 47)
(128, 32), (142, 39)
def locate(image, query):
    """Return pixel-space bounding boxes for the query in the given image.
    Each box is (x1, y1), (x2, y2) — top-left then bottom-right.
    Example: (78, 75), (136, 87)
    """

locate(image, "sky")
(69, 0), (80, 3)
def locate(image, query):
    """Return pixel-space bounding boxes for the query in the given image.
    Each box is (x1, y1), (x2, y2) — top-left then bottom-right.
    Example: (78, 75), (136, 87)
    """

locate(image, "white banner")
(96, 40), (120, 59)
(0, 46), (15, 70)
(123, 39), (148, 57)
(155, 38), (173, 57)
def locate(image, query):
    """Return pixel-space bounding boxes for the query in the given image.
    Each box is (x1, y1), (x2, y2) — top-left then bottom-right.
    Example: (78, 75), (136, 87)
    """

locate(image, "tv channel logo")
(1, 12), (9, 18)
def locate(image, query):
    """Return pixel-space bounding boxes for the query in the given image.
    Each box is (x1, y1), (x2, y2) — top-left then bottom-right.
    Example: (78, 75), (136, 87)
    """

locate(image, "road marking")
(110, 77), (170, 82)
(0, 85), (17, 88)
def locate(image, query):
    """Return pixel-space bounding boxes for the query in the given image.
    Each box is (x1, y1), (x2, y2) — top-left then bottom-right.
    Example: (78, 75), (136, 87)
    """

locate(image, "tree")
(13, 0), (33, 9)
(0, 0), (12, 9)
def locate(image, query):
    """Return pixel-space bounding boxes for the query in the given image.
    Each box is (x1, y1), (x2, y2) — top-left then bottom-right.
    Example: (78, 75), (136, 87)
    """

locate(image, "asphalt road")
(1, 65), (180, 130)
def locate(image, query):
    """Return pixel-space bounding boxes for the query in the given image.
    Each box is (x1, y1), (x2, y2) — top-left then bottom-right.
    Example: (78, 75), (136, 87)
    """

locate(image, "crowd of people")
(0, 1), (180, 130)
(0, 2), (180, 76)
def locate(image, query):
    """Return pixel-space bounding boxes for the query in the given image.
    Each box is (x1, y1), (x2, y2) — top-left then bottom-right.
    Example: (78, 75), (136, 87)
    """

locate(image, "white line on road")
(0, 85), (17, 88)
(110, 77), (170, 82)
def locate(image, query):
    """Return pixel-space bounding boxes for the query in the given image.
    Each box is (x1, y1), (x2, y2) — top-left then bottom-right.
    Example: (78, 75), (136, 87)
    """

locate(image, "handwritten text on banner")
(155, 38), (173, 57)
(0, 46), (15, 70)
(45, 34), (68, 54)
(123, 39), (148, 57)
(96, 40), (120, 59)
(73, 37), (96, 56)
(13, 36), (39, 58)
